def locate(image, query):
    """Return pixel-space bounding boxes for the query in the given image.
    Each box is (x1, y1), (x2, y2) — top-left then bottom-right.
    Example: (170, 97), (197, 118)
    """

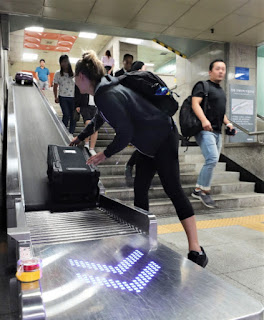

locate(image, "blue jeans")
(195, 131), (222, 190)
(59, 96), (75, 134)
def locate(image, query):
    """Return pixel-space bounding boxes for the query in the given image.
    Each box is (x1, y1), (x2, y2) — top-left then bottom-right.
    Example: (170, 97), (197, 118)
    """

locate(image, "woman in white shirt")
(53, 55), (76, 134)
(101, 50), (115, 76)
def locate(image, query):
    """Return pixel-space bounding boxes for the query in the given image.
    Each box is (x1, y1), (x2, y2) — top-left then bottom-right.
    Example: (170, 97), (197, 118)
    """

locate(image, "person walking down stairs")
(191, 59), (236, 208)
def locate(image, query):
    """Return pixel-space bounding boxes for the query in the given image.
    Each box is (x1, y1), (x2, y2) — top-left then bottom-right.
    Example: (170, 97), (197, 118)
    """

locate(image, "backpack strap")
(202, 81), (209, 113)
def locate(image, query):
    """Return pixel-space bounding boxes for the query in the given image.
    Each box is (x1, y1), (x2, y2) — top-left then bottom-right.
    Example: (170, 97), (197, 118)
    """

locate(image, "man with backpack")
(190, 59), (235, 208)
(114, 53), (134, 77)
(70, 50), (208, 268)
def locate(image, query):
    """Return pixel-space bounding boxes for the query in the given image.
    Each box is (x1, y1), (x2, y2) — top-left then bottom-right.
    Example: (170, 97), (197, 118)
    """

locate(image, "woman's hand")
(107, 70), (111, 75)
(55, 97), (59, 103)
(76, 107), (80, 113)
(202, 119), (213, 131)
(69, 137), (81, 146)
(87, 152), (106, 166)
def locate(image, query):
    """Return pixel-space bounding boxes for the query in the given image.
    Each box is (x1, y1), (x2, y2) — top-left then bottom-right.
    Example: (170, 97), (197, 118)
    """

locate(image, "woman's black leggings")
(127, 150), (139, 167)
(134, 127), (194, 221)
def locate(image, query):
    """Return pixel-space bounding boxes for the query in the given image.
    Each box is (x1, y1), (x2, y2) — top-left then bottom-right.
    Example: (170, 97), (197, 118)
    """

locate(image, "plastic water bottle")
(155, 86), (170, 95)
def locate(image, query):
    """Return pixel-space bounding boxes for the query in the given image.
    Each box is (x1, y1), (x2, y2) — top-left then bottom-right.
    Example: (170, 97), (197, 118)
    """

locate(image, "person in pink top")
(101, 50), (115, 75)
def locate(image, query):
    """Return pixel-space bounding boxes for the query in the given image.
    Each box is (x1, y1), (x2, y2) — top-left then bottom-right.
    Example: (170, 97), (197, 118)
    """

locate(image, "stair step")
(98, 162), (226, 175)
(104, 182), (255, 201)
(94, 146), (204, 162)
(99, 171), (240, 188)
(102, 155), (133, 165)
(96, 146), (135, 155)
(124, 193), (264, 214)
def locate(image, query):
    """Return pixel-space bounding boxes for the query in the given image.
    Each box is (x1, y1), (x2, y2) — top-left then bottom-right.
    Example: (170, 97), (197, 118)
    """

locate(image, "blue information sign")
(235, 67), (249, 80)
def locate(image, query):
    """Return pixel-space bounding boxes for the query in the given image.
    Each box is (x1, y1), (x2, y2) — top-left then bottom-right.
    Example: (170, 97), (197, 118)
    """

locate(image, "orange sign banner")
(24, 31), (77, 52)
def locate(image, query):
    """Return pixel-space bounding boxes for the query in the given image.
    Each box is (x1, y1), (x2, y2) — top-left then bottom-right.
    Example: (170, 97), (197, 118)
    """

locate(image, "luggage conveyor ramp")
(6, 80), (264, 320)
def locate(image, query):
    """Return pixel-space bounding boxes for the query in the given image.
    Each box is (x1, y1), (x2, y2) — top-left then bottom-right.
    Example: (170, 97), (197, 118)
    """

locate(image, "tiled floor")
(158, 206), (264, 307)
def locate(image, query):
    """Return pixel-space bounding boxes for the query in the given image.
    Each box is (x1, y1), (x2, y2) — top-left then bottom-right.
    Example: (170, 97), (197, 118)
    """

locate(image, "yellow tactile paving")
(158, 214), (264, 234)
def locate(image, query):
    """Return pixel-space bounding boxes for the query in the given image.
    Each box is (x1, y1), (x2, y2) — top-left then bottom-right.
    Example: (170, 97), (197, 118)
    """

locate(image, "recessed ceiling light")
(79, 32), (97, 39)
(145, 63), (154, 67)
(69, 57), (79, 64)
(25, 26), (44, 32)
(125, 38), (143, 45)
(22, 53), (38, 61)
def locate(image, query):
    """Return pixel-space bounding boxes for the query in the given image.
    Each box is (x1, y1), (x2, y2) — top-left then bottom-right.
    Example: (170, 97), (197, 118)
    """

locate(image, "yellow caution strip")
(158, 214), (264, 234)
(153, 39), (187, 59)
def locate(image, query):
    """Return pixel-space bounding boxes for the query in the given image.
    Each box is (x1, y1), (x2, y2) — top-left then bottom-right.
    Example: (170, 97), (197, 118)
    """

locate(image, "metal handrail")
(230, 120), (264, 136)
(257, 113), (264, 121)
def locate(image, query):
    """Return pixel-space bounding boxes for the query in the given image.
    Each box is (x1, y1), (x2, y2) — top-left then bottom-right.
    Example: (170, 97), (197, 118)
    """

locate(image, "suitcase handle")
(66, 168), (87, 171)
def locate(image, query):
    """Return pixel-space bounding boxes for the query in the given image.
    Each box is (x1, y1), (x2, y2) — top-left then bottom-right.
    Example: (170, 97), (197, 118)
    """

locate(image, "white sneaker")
(84, 143), (89, 149)
(89, 149), (97, 156)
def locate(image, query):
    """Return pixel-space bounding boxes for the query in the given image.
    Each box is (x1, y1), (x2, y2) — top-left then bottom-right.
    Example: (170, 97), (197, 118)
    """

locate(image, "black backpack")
(179, 81), (209, 138)
(118, 71), (179, 117)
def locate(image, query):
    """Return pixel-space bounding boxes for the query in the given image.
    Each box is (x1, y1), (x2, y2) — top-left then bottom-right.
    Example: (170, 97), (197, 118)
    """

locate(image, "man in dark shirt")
(114, 54), (133, 77)
(191, 59), (235, 208)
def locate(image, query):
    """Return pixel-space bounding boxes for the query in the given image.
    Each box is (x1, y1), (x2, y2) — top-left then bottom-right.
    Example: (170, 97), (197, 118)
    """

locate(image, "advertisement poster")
(229, 84), (256, 143)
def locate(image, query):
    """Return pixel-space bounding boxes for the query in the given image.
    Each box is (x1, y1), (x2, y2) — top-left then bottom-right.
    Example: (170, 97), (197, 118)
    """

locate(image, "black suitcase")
(47, 145), (100, 208)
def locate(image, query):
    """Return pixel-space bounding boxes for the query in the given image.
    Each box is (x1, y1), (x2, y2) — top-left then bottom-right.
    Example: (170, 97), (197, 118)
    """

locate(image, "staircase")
(43, 89), (264, 215)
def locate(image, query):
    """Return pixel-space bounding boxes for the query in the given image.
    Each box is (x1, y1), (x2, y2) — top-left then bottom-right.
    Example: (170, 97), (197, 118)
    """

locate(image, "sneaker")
(188, 246), (208, 268)
(191, 189), (202, 200)
(84, 143), (89, 149)
(200, 193), (216, 208)
(89, 149), (97, 156)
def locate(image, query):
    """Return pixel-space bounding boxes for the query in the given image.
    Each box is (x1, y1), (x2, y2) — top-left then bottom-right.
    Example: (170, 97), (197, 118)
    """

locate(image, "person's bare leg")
(181, 216), (201, 252)
(84, 120), (91, 148)
(90, 131), (98, 150)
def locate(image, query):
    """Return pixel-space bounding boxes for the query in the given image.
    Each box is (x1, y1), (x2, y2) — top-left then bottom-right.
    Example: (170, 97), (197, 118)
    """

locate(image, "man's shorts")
(80, 105), (97, 123)
(38, 80), (49, 90)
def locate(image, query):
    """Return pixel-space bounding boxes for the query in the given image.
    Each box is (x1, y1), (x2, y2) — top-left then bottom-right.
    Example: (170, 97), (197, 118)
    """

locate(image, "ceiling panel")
(195, 31), (235, 43)
(235, 22), (264, 45)
(193, 0), (248, 14)
(212, 14), (263, 36)
(43, 7), (89, 22)
(87, 0), (147, 26)
(126, 21), (167, 33)
(172, 7), (229, 31)
(0, 0), (43, 16)
(133, 0), (192, 25)
(4, 0), (264, 51)
(235, 0), (264, 19)
(44, 0), (95, 11)
(163, 26), (201, 39)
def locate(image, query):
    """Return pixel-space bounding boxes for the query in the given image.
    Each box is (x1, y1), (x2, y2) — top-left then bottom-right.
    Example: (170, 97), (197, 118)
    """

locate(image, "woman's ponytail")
(75, 50), (105, 83)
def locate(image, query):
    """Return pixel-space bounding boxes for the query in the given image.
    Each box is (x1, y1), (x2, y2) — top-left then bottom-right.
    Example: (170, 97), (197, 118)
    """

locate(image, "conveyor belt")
(13, 84), (67, 211)
(26, 208), (139, 245)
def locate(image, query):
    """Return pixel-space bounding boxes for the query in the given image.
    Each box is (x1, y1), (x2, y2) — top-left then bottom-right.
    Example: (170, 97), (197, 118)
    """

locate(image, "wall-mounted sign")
(235, 67), (249, 80)
(229, 84), (256, 143)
